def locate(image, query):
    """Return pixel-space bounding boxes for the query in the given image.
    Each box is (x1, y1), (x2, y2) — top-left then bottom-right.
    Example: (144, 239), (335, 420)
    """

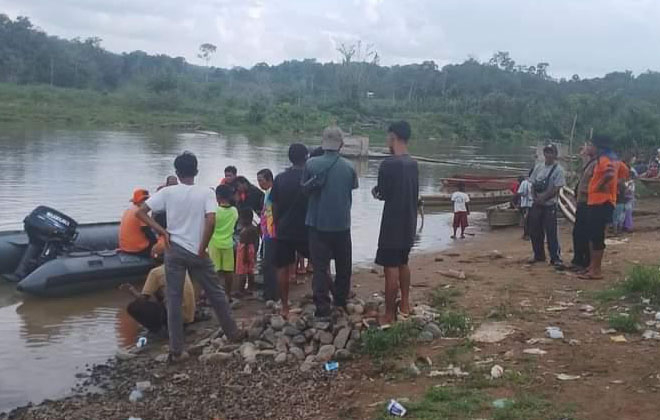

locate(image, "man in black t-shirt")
(271, 143), (309, 317)
(372, 121), (419, 325)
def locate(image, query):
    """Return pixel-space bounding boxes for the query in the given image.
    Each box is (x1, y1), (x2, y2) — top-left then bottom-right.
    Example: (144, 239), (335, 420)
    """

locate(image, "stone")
(424, 322), (443, 339)
(217, 344), (240, 353)
(275, 337), (288, 353)
(270, 315), (286, 331)
(408, 362), (421, 377)
(154, 353), (169, 363)
(283, 326), (302, 336)
(248, 327), (263, 341)
(315, 345), (336, 362)
(304, 342), (317, 355)
(257, 350), (278, 357)
(418, 330), (434, 342)
(353, 304), (365, 315)
(266, 300), (276, 309)
(469, 322), (515, 344)
(292, 335), (307, 346)
(300, 362), (314, 372)
(255, 340), (274, 350)
(346, 339), (360, 352)
(314, 321), (331, 331)
(275, 352), (287, 364)
(334, 327), (351, 349)
(135, 381), (152, 392)
(305, 355), (316, 364)
(335, 349), (351, 361)
(545, 326), (564, 340)
(350, 329), (361, 341)
(294, 318), (307, 331)
(117, 350), (137, 361)
(199, 352), (233, 364)
(304, 328), (317, 340)
(261, 328), (277, 345)
(346, 303), (356, 314)
(290, 347), (305, 360)
(319, 331), (334, 345)
(240, 342), (258, 364)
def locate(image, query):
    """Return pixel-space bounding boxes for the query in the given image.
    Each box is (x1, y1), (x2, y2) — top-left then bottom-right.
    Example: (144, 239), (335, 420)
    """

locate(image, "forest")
(2, 14), (660, 149)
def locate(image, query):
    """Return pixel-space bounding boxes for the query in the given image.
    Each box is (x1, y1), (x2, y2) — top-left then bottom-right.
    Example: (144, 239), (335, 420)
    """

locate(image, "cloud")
(2, 0), (660, 77)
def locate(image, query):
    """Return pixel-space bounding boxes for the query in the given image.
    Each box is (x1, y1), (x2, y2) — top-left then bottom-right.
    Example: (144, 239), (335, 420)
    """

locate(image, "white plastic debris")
(556, 373), (581, 381)
(490, 364), (504, 379)
(545, 326), (564, 339)
(523, 348), (547, 355)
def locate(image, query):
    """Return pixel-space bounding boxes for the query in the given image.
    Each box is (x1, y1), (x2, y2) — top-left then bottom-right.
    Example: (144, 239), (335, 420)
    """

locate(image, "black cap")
(543, 144), (558, 155)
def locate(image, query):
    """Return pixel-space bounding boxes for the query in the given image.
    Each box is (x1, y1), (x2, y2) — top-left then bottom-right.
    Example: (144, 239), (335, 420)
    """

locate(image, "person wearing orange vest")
(118, 188), (157, 255)
(579, 135), (619, 280)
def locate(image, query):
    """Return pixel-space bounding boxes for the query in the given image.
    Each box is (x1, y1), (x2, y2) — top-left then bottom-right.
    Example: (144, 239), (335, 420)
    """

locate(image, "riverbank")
(3, 200), (660, 420)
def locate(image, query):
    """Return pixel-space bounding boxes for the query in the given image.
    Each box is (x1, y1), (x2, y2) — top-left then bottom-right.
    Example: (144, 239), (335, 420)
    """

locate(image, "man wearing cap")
(303, 126), (358, 318)
(527, 144), (566, 267)
(579, 135), (619, 280)
(118, 188), (157, 255)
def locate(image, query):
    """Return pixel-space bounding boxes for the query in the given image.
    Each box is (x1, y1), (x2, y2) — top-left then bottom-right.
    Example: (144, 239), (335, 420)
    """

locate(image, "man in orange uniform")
(579, 135), (619, 280)
(119, 188), (157, 255)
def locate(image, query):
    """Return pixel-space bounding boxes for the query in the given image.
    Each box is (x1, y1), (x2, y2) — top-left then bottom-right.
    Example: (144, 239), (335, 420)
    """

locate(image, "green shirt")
(210, 205), (238, 249)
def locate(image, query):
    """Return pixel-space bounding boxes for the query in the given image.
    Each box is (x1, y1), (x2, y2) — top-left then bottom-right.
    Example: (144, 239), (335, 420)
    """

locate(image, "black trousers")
(127, 299), (167, 333)
(261, 238), (278, 301)
(572, 203), (590, 268)
(308, 228), (352, 317)
(529, 205), (561, 262)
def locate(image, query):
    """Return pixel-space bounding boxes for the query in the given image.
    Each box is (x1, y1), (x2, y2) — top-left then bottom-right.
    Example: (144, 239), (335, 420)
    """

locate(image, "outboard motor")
(7, 206), (78, 281)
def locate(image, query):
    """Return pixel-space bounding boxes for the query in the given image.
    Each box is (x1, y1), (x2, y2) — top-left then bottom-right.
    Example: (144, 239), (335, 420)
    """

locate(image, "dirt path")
(344, 203), (660, 419)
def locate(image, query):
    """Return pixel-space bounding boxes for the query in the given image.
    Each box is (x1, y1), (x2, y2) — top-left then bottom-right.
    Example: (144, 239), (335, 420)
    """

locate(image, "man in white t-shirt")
(136, 151), (243, 362)
(450, 183), (470, 239)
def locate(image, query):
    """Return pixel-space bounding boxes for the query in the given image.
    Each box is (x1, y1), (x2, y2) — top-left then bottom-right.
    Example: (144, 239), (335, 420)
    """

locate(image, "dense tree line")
(2, 15), (660, 148)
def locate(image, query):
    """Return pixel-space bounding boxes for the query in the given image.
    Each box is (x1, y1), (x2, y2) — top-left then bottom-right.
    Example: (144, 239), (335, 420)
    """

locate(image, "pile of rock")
(186, 299), (444, 372)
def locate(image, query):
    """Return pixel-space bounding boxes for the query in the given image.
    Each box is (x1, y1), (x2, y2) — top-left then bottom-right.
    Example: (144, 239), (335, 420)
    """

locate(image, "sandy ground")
(4, 199), (660, 420)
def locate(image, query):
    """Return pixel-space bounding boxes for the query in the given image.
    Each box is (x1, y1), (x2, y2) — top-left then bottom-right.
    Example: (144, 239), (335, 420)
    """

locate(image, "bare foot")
(280, 306), (290, 319)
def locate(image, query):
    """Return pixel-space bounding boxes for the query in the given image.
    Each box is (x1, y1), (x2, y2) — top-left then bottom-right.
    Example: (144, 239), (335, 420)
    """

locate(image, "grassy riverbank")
(0, 82), (540, 145)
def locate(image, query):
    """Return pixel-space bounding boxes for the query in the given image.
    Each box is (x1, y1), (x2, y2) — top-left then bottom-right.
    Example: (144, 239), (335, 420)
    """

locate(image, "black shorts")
(587, 203), (614, 251)
(375, 248), (411, 267)
(274, 239), (310, 268)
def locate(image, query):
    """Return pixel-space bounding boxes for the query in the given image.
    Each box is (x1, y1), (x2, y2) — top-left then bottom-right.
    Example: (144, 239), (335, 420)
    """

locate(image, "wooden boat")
(421, 190), (514, 207)
(440, 174), (521, 191)
(638, 178), (660, 193)
(486, 202), (521, 227)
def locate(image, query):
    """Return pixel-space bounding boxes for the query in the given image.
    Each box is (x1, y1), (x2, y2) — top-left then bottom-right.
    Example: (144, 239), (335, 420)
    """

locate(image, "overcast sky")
(2, 0), (660, 78)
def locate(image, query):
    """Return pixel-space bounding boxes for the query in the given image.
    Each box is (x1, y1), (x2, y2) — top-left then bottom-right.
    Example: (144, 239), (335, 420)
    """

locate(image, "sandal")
(578, 273), (604, 280)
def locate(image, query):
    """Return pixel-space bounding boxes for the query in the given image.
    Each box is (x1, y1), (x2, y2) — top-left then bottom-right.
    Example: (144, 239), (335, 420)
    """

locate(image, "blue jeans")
(529, 205), (561, 262)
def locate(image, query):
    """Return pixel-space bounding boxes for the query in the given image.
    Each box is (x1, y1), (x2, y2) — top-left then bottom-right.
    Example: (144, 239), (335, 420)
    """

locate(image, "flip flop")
(578, 273), (604, 280)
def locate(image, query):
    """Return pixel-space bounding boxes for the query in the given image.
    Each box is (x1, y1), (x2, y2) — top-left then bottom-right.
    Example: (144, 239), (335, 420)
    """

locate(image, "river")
(0, 127), (532, 412)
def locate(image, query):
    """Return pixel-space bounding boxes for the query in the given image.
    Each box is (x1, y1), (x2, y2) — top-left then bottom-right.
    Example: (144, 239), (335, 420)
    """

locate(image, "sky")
(2, 0), (660, 78)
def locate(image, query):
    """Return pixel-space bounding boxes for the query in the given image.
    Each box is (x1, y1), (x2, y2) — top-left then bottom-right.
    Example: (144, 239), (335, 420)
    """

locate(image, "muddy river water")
(0, 128), (532, 412)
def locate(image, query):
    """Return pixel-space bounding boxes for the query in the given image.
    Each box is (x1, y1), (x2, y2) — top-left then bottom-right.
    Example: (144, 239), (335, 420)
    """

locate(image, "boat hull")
(16, 251), (154, 297)
(0, 222), (120, 279)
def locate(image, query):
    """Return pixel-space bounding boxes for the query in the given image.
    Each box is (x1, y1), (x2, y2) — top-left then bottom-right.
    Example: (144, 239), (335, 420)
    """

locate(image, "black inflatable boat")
(0, 206), (154, 297)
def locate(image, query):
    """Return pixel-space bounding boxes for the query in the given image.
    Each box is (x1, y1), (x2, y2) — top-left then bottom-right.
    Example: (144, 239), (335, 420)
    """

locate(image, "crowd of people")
(113, 121), (641, 362)
(115, 122), (419, 362)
